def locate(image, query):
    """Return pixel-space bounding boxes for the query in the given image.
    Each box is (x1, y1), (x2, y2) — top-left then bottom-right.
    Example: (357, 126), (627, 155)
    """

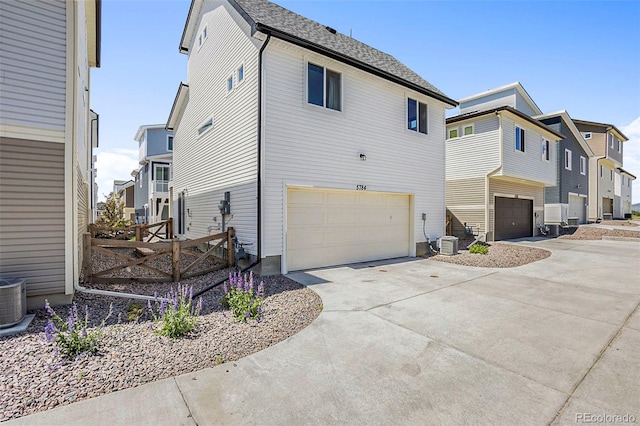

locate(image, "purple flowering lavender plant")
(147, 284), (202, 338)
(43, 300), (113, 360)
(221, 271), (265, 322)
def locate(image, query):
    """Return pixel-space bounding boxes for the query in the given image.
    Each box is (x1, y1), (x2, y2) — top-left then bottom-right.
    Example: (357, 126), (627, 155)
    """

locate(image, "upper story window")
(198, 26), (208, 49)
(407, 98), (428, 134)
(541, 139), (550, 161)
(167, 135), (174, 151)
(227, 76), (233, 92)
(610, 169), (614, 181)
(580, 156), (586, 175)
(564, 149), (572, 170)
(584, 132), (592, 139)
(463, 124), (473, 136)
(448, 128), (458, 139)
(600, 164), (603, 178)
(238, 66), (244, 83)
(617, 140), (621, 153)
(609, 133), (614, 148)
(515, 127), (525, 152)
(198, 117), (214, 136)
(307, 63), (341, 111)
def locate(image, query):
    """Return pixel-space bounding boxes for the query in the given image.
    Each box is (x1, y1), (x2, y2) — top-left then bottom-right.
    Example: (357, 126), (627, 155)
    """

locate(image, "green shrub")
(44, 300), (112, 359)
(222, 271), (265, 322)
(469, 243), (489, 255)
(147, 285), (202, 338)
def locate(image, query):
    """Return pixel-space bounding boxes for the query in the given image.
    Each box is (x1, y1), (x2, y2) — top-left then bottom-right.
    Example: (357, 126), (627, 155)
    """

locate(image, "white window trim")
(406, 97), (428, 136)
(565, 149), (572, 170)
(197, 25), (208, 51)
(447, 127), (460, 139)
(304, 60), (344, 114)
(584, 132), (592, 139)
(541, 138), (550, 162)
(462, 124), (474, 137)
(515, 126), (526, 153)
(197, 116), (214, 137)
(226, 75), (234, 93)
(617, 140), (621, 153)
(609, 133), (614, 148)
(237, 63), (245, 85)
(600, 164), (604, 178)
(610, 170), (614, 181)
(167, 135), (173, 152)
(579, 156), (586, 175)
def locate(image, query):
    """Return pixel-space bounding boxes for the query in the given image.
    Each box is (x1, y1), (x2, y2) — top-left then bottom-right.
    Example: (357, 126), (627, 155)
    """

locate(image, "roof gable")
(459, 82), (542, 116)
(180, 0), (456, 106)
(535, 111), (595, 158)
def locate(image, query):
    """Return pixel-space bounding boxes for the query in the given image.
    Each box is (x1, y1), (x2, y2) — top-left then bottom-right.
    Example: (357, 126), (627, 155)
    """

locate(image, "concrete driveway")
(8, 238), (640, 425)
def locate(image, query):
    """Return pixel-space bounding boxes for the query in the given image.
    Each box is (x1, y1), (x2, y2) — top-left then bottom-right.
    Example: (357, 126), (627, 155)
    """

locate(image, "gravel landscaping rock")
(0, 270), (322, 422)
(559, 226), (640, 240)
(430, 240), (551, 268)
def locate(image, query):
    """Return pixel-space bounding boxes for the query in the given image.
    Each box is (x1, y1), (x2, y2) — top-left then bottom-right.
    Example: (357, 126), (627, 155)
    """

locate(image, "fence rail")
(88, 219), (173, 242)
(82, 226), (235, 284)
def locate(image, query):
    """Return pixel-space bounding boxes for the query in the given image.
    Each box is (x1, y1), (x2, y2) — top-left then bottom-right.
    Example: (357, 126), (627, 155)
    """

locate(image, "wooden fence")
(88, 219), (173, 243)
(82, 227), (235, 284)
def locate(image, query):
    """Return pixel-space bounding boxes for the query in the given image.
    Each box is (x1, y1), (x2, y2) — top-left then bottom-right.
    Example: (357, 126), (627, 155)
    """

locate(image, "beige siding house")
(168, 0), (456, 274)
(0, 0), (101, 308)
(446, 83), (562, 241)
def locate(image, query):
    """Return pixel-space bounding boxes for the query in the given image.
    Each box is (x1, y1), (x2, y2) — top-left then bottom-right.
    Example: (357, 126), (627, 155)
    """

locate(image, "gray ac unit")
(0, 278), (26, 328)
(603, 213), (613, 221)
(440, 236), (458, 256)
(567, 217), (580, 226)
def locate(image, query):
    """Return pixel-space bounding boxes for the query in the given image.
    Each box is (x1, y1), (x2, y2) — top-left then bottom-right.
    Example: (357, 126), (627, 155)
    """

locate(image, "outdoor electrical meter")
(218, 191), (231, 215)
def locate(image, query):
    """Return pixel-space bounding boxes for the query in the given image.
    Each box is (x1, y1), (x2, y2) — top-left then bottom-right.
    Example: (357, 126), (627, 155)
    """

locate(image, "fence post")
(167, 218), (173, 239)
(227, 227), (235, 267)
(172, 239), (181, 282)
(88, 223), (95, 238)
(82, 233), (93, 283)
(135, 225), (142, 243)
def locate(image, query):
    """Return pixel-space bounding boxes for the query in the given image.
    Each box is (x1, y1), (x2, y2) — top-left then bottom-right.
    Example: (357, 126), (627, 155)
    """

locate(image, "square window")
(541, 139), (549, 161)
(448, 128), (458, 139)
(565, 149), (572, 170)
(463, 125), (473, 136)
(580, 156), (586, 175)
(515, 127), (525, 152)
(584, 132), (592, 139)
(227, 76), (233, 92)
(407, 98), (427, 134)
(307, 63), (341, 111)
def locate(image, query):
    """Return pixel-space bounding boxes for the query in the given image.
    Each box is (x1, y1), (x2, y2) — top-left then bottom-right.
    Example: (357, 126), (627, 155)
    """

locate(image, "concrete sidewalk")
(7, 239), (640, 425)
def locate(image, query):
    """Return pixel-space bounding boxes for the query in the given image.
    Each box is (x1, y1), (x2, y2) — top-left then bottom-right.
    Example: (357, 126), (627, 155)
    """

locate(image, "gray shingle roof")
(232, 0), (455, 105)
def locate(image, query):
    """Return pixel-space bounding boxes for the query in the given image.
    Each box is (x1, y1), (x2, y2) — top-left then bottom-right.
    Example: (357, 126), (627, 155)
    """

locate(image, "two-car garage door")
(287, 188), (410, 271)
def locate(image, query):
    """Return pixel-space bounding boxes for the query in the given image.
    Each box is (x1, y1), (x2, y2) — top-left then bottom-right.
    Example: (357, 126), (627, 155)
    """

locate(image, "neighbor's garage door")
(494, 197), (533, 240)
(568, 194), (586, 224)
(287, 188), (410, 271)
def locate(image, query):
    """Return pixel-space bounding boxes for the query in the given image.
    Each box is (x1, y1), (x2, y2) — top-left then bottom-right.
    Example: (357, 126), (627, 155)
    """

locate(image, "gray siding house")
(537, 111), (594, 224)
(132, 125), (173, 224)
(0, 0), (100, 308)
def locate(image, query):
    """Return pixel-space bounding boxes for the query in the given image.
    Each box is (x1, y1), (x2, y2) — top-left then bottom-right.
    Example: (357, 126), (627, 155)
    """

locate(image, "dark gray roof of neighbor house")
(230, 0), (456, 106)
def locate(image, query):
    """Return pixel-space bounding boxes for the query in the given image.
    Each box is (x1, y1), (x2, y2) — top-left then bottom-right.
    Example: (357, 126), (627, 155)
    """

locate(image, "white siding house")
(446, 83), (562, 240)
(0, 0), (100, 308)
(168, 0), (456, 274)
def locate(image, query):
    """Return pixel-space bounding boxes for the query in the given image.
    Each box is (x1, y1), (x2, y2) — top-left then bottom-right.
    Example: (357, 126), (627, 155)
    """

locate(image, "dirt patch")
(559, 227), (640, 240)
(430, 240), (551, 268)
(598, 220), (639, 227)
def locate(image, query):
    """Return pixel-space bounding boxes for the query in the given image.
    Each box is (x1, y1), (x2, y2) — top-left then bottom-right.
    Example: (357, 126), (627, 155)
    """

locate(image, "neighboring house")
(167, 0), (457, 274)
(445, 83), (563, 240)
(116, 180), (136, 223)
(132, 125), (173, 224)
(0, 0), (101, 308)
(536, 111), (594, 224)
(618, 168), (635, 218)
(573, 120), (629, 221)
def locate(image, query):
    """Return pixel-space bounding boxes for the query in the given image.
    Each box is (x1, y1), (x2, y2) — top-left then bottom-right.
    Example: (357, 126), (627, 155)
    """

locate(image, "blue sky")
(93, 0), (640, 201)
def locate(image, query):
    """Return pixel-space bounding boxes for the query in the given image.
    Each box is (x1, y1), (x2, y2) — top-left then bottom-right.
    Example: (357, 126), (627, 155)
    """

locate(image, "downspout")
(485, 111), (503, 238)
(594, 156), (606, 221)
(192, 34), (272, 299)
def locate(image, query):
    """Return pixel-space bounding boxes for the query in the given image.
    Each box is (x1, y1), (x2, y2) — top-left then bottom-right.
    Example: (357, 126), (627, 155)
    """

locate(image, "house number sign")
(356, 185), (367, 190)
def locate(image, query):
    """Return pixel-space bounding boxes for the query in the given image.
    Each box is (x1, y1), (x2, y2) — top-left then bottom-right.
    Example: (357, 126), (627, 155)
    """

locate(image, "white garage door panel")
(568, 195), (586, 224)
(287, 188), (410, 271)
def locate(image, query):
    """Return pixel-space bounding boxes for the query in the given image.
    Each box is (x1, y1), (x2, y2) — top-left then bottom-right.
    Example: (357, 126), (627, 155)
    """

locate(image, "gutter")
(253, 23), (457, 107)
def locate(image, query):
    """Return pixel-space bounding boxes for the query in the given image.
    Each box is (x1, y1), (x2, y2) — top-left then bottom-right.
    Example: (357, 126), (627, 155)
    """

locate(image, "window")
(609, 133), (614, 148)
(564, 149), (572, 170)
(600, 164), (603, 178)
(463, 125), (473, 136)
(448, 128), (458, 139)
(610, 170), (614, 181)
(227, 76), (233, 92)
(407, 98), (428, 134)
(198, 117), (213, 135)
(307, 63), (341, 111)
(580, 156), (586, 175)
(198, 26), (208, 48)
(515, 127), (525, 152)
(541, 139), (550, 161)
(167, 135), (173, 151)
(584, 132), (592, 139)
(237, 65), (244, 83)
(617, 140), (621, 153)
